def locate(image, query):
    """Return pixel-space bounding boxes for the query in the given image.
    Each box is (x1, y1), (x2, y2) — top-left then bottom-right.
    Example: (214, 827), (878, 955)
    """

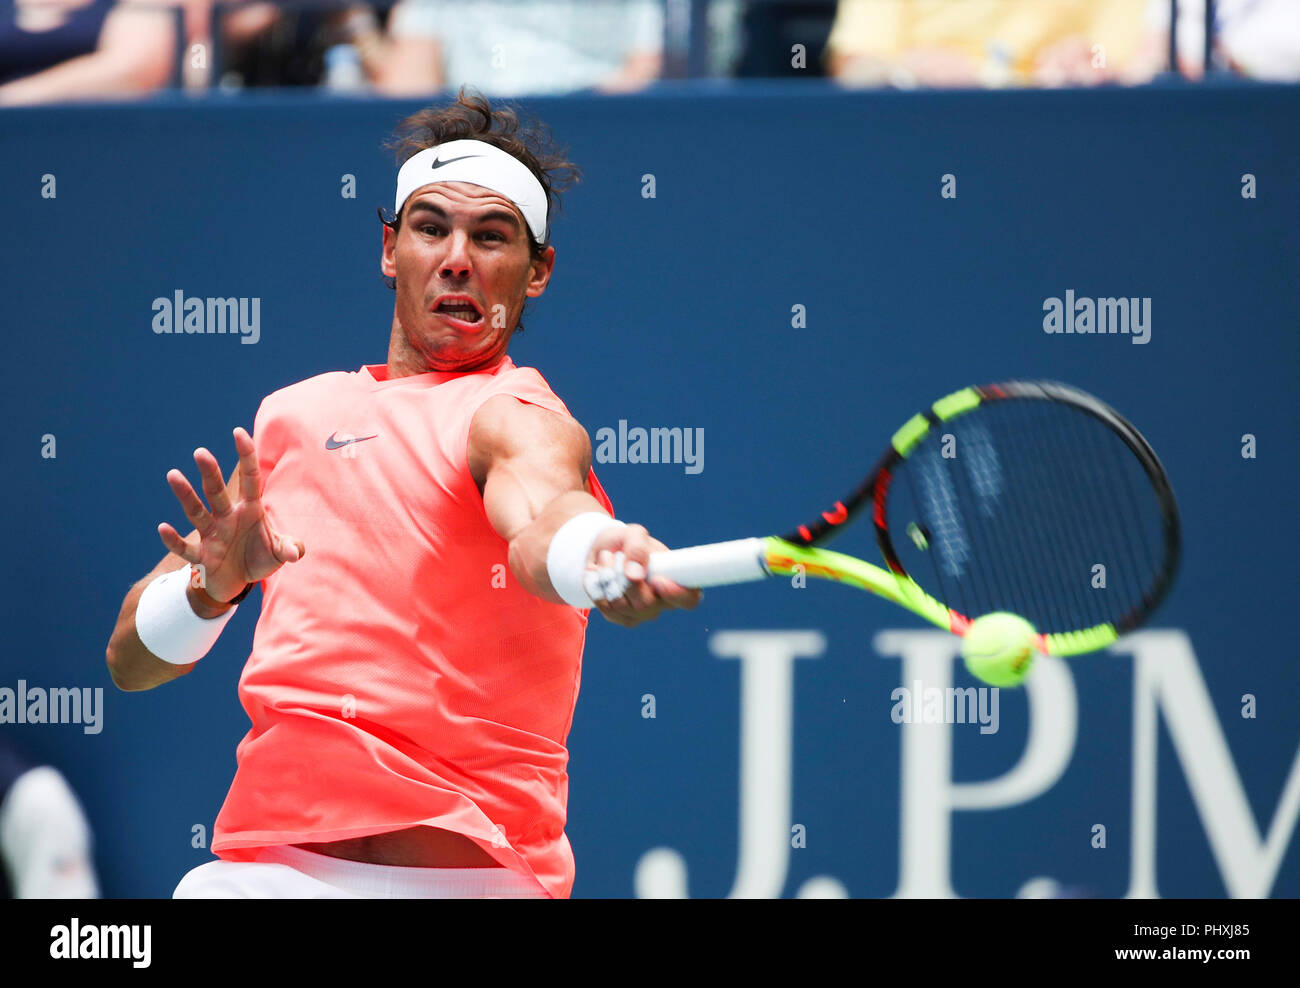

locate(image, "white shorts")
(172, 844), (550, 899)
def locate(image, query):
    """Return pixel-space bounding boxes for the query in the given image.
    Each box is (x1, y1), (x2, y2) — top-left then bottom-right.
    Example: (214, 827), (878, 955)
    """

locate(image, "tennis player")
(105, 89), (700, 899)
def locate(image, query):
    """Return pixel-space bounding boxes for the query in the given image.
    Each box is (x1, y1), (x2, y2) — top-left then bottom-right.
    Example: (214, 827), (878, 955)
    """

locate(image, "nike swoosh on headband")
(325, 432), (379, 450)
(395, 141), (548, 244)
(430, 153), (481, 169)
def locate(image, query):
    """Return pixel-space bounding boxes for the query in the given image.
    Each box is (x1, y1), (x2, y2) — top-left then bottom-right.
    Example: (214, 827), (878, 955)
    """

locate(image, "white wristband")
(135, 566), (238, 665)
(546, 512), (625, 608)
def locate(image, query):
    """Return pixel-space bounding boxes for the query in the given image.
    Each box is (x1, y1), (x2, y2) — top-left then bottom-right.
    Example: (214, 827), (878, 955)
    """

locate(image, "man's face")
(381, 181), (554, 374)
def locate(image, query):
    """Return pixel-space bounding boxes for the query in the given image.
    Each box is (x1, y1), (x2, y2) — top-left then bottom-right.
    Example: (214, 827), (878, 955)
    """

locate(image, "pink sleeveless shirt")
(210, 356), (612, 899)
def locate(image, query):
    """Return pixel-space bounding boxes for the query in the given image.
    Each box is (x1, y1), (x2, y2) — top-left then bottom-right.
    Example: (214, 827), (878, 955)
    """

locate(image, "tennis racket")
(585, 380), (1180, 657)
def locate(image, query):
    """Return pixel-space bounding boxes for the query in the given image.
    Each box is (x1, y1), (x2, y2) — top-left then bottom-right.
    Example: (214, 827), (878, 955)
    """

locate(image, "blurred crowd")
(0, 0), (1297, 105)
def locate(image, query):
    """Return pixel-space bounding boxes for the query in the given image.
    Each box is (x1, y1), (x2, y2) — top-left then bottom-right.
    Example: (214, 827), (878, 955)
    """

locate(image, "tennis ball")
(961, 612), (1039, 687)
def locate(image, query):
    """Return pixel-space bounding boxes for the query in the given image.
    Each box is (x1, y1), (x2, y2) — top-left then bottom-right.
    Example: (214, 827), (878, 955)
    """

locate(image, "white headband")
(394, 140), (548, 244)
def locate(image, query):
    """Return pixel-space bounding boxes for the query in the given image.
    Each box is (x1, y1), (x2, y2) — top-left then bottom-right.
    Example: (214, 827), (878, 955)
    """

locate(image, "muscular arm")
(469, 395), (604, 602)
(468, 395), (699, 624)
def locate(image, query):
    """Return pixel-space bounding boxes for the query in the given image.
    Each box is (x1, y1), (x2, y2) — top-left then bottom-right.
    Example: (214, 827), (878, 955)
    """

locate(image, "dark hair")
(378, 87), (581, 332)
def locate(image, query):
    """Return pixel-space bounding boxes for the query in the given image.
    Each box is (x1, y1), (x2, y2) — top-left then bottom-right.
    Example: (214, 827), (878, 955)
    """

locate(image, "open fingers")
(233, 427), (263, 502)
(157, 522), (199, 563)
(194, 447), (233, 517)
(166, 468), (213, 532)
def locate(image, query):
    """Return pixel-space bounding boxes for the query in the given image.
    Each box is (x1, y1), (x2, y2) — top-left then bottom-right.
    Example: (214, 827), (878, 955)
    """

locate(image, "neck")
(386, 325), (509, 379)
(386, 352), (507, 379)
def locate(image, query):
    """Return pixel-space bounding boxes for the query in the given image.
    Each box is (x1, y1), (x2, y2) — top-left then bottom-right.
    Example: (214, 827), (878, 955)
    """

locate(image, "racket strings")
(1103, 420), (1162, 618)
(932, 417), (1049, 627)
(953, 418), (1041, 622)
(990, 406), (1081, 631)
(898, 452), (957, 617)
(887, 399), (1167, 635)
(1058, 401), (1148, 625)
(1000, 402), (1102, 631)
(1020, 401), (1111, 631)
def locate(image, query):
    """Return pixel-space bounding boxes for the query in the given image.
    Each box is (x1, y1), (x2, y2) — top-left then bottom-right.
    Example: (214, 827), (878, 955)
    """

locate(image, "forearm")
(105, 558), (229, 691)
(0, 49), (168, 106)
(506, 489), (612, 603)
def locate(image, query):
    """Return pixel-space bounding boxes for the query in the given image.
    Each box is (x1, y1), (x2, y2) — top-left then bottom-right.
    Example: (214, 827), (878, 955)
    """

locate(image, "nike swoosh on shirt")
(325, 432), (379, 450)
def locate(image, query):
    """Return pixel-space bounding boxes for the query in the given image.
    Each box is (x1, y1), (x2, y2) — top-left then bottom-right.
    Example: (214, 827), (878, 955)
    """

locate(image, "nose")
(439, 229), (473, 280)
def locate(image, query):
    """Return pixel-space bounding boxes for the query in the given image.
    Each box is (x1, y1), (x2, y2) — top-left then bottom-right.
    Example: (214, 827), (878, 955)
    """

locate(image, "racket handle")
(646, 538), (769, 588)
(581, 538), (768, 602)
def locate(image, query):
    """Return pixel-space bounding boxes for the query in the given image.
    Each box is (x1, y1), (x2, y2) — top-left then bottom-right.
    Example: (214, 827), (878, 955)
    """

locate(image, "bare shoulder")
(467, 394), (591, 486)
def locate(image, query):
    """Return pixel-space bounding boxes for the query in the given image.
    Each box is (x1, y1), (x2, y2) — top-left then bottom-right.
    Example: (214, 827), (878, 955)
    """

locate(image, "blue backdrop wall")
(1, 82), (1297, 898)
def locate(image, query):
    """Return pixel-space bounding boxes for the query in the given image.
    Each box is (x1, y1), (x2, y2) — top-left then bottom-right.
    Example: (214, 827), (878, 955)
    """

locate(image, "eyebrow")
(406, 201), (521, 232)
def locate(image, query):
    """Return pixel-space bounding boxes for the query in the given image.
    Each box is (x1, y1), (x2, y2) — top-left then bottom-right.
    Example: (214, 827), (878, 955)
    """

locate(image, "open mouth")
(434, 298), (483, 323)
